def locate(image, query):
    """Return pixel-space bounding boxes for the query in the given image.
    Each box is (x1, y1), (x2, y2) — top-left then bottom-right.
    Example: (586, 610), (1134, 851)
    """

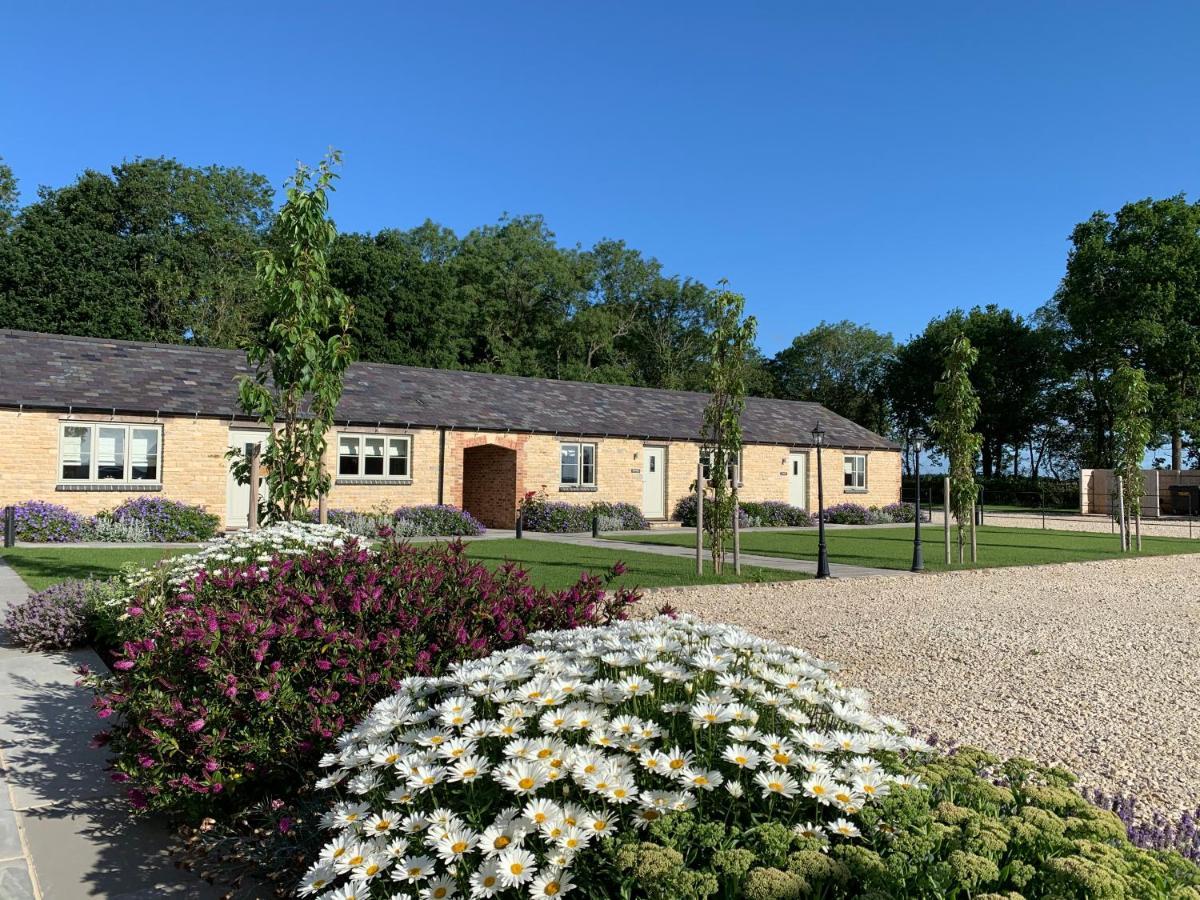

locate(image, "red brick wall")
(462, 444), (518, 528)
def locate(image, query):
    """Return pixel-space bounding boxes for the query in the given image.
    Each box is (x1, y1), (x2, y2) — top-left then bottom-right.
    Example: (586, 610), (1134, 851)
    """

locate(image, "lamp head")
(911, 431), (925, 453)
(811, 423), (825, 446)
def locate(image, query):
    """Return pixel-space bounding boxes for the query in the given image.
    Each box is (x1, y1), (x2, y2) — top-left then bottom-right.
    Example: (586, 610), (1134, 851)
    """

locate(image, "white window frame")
(844, 453), (868, 491)
(699, 448), (744, 485)
(560, 441), (597, 487)
(337, 433), (412, 481)
(58, 422), (163, 485)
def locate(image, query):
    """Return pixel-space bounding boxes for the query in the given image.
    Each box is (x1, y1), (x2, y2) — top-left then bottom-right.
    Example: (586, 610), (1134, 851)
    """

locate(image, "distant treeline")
(0, 157), (1196, 476)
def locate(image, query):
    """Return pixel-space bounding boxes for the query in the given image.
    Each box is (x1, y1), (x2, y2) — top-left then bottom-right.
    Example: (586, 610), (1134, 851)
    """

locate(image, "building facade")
(0, 331), (902, 529)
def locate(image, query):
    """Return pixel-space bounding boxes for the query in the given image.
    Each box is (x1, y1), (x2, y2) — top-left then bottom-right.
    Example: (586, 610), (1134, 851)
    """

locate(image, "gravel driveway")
(653, 554), (1200, 819)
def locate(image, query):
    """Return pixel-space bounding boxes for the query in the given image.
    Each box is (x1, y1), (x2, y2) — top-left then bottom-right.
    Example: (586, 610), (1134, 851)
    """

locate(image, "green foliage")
(575, 749), (1200, 899)
(0, 157), (272, 346)
(934, 334), (982, 560)
(700, 286), (758, 573)
(232, 152), (354, 523)
(1111, 362), (1153, 542)
(0, 156), (17, 232)
(769, 320), (896, 434)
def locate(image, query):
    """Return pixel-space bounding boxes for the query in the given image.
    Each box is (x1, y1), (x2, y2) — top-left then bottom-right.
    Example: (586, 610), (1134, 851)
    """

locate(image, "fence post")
(591, 514), (599, 539)
(732, 464), (741, 576)
(1041, 490), (1046, 530)
(696, 464), (705, 576)
(247, 445), (260, 532)
(943, 476), (951, 564)
(1115, 475), (1126, 551)
(3, 506), (14, 548)
(970, 502), (978, 563)
(318, 490), (328, 525)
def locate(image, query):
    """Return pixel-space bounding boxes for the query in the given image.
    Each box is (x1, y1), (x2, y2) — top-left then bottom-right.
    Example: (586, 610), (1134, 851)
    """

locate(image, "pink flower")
(112, 660), (134, 671)
(187, 719), (205, 733)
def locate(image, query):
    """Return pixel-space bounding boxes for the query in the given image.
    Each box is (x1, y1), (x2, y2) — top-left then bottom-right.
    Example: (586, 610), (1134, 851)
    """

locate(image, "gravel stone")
(648, 553), (1200, 819)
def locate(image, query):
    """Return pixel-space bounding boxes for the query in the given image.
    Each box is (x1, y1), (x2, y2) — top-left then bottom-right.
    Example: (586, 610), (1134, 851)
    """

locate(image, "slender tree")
(232, 151), (354, 523)
(699, 284), (757, 573)
(1111, 362), (1153, 550)
(933, 334), (982, 562)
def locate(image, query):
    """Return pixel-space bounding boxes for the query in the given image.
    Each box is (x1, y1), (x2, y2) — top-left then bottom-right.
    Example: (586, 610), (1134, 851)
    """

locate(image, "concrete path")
(0, 562), (222, 899)
(521, 531), (902, 579)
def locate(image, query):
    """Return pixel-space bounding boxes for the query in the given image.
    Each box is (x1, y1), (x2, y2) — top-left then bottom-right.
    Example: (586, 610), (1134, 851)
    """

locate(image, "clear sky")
(3, 1), (1198, 354)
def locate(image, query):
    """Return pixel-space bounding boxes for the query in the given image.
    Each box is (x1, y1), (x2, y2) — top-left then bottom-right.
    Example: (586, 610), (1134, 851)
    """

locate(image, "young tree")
(1111, 362), (1153, 550)
(933, 334), (982, 562)
(699, 285), (757, 573)
(233, 151), (354, 523)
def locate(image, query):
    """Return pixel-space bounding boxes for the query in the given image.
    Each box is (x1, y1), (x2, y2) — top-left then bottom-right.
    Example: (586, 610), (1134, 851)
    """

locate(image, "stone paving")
(0, 561), (222, 899)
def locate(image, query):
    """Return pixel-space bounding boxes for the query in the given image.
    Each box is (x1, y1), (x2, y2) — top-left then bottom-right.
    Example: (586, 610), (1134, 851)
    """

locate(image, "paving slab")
(0, 560), (225, 899)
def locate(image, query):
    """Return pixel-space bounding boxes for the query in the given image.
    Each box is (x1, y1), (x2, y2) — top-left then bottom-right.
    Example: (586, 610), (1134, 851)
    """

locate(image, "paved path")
(0, 562), (222, 899)
(521, 531), (902, 579)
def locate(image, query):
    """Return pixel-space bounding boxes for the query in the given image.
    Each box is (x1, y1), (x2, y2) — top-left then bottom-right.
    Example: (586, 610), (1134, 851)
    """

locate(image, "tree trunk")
(1173, 429), (1183, 471)
(981, 443), (994, 478)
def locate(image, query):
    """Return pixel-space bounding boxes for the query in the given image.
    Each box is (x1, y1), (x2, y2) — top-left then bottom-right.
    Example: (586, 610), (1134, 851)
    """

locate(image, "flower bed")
(6, 498), (219, 543)
(822, 502), (916, 526)
(394, 505), (486, 537)
(741, 500), (815, 528)
(83, 527), (637, 818)
(4, 579), (121, 650)
(671, 495), (751, 529)
(297, 616), (1200, 899)
(521, 498), (649, 533)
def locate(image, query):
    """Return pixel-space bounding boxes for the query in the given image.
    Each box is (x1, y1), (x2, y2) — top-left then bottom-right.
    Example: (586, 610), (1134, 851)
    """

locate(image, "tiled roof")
(0, 330), (898, 450)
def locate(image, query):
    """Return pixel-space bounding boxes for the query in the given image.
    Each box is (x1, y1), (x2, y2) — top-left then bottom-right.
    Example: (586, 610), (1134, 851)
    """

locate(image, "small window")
(700, 449), (743, 484)
(560, 442), (597, 486)
(59, 422), (162, 484)
(337, 433), (411, 480)
(844, 454), (867, 491)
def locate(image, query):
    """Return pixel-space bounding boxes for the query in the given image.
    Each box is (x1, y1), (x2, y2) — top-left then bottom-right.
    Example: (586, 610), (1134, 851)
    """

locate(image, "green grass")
(0, 539), (803, 592)
(0, 546), (187, 591)
(460, 539), (805, 590)
(606, 525), (1200, 572)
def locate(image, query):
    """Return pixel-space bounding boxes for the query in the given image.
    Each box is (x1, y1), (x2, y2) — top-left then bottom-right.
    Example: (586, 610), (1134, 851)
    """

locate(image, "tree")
(0, 157), (17, 232)
(232, 152), (354, 523)
(699, 285), (758, 574)
(933, 334), (982, 562)
(0, 157), (272, 346)
(1111, 362), (1153, 550)
(1051, 196), (1200, 469)
(768, 321), (895, 434)
(889, 306), (1052, 476)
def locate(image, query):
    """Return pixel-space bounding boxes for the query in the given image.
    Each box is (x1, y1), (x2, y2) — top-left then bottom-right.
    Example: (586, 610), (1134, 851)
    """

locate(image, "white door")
(226, 430), (269, 529)
(642, 446), (666, 519)
(788, 452), (808, 509)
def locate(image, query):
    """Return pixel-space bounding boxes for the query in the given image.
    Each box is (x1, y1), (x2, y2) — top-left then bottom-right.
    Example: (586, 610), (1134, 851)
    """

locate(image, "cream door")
(226, 429), (269, 528)
(642, 446), (666, 519)
(788, 452), (809, 509)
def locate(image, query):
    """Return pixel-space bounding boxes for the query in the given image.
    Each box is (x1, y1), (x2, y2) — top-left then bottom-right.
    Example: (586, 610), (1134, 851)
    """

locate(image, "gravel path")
(652, 554), (1200, 819)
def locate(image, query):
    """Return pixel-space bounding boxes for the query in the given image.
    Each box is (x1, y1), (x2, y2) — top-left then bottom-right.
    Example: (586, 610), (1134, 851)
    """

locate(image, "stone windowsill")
(844, 488), (869, 494)
(56, 483), (162, 493)
(335, 478), (413, 486)
(559, 485), (599, 493)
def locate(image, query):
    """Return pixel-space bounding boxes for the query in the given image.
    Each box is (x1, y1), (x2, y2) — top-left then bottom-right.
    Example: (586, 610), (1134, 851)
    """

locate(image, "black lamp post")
(910, 432), (925, 572)
(812, 423), (830, 579)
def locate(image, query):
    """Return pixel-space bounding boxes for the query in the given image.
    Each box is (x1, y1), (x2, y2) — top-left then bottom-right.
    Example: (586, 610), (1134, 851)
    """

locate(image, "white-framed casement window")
(59, 422), (162, 484)
(699, 449), (744, 484)
(337, 433), (411, 480)
(844, 453), (868, 491)
(560, 442), (596, 487)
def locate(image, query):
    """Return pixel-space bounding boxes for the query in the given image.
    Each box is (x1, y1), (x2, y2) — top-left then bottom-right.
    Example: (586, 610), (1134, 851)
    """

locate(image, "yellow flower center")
(537, 748), (552, 759)
(332, 847), (346, 858)
(518, 777), (535, 790)
(452, 841), (468, 853)
(811, 785), (826, 795)
(375, 820), (391, 831)
(773, 753), (790, 765)
(669, 759), (685, 770)
(546, 883), (561, 895)
(348, 855), (364, 867)
(433, 889), (448, 899)
(510, 862), (525, 875)
(365, 864), (379, 876)
(593, 820), (608, 831)
(408, 867), (422, 877)
(494, 836), (511, 849)
(484, 875), (497, 887)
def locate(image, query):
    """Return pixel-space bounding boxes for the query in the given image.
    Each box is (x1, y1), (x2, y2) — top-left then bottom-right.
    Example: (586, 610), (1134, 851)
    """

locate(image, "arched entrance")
(462, 444), (518, 529)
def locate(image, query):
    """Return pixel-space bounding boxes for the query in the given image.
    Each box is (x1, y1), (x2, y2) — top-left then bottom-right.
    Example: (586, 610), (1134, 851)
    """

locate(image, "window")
(699, 449), (744, 484)
(338, 434), (410, 480)
(560, 442), (596, 486)
(59, 422), (161, 483)
(844, 454), (867, 490)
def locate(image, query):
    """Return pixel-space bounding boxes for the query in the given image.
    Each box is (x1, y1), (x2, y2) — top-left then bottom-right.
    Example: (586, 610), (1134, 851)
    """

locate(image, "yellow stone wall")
(0, 410), (902, 527)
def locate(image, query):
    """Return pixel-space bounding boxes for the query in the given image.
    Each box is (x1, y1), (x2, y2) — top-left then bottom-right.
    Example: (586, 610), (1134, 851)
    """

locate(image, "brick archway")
(462, 444), (518, 529)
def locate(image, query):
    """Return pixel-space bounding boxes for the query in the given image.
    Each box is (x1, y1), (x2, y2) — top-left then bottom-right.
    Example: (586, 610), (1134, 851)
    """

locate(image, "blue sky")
(3, 2), (1199, 355)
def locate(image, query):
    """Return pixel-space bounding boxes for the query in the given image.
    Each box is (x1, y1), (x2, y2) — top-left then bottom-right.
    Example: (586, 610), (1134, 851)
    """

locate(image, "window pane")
(388, 438), (409, 477)
(97, 426), (126, 480)
(560, 444), (579, 484)
(339, 436), (360, 476)
(131, 428), (159, 481)
(61, 425), (92, 480)
(581, 444), (595, 485)
(364, 437), (385, 476)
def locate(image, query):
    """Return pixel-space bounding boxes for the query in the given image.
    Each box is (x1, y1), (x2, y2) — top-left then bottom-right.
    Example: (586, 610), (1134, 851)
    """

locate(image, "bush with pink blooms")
(82, 535), (638, 819)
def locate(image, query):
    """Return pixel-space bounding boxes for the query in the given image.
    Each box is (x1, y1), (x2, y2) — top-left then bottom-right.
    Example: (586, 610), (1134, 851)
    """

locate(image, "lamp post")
(812, 424), (830, 579)
(910, 432), (924, 572)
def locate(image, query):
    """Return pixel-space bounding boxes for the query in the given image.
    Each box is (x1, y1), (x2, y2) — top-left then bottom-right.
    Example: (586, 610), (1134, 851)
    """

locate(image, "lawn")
(0, 539), (803, 593)
(606, 524), (1200, 572)
(0, 546), (187, 591)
